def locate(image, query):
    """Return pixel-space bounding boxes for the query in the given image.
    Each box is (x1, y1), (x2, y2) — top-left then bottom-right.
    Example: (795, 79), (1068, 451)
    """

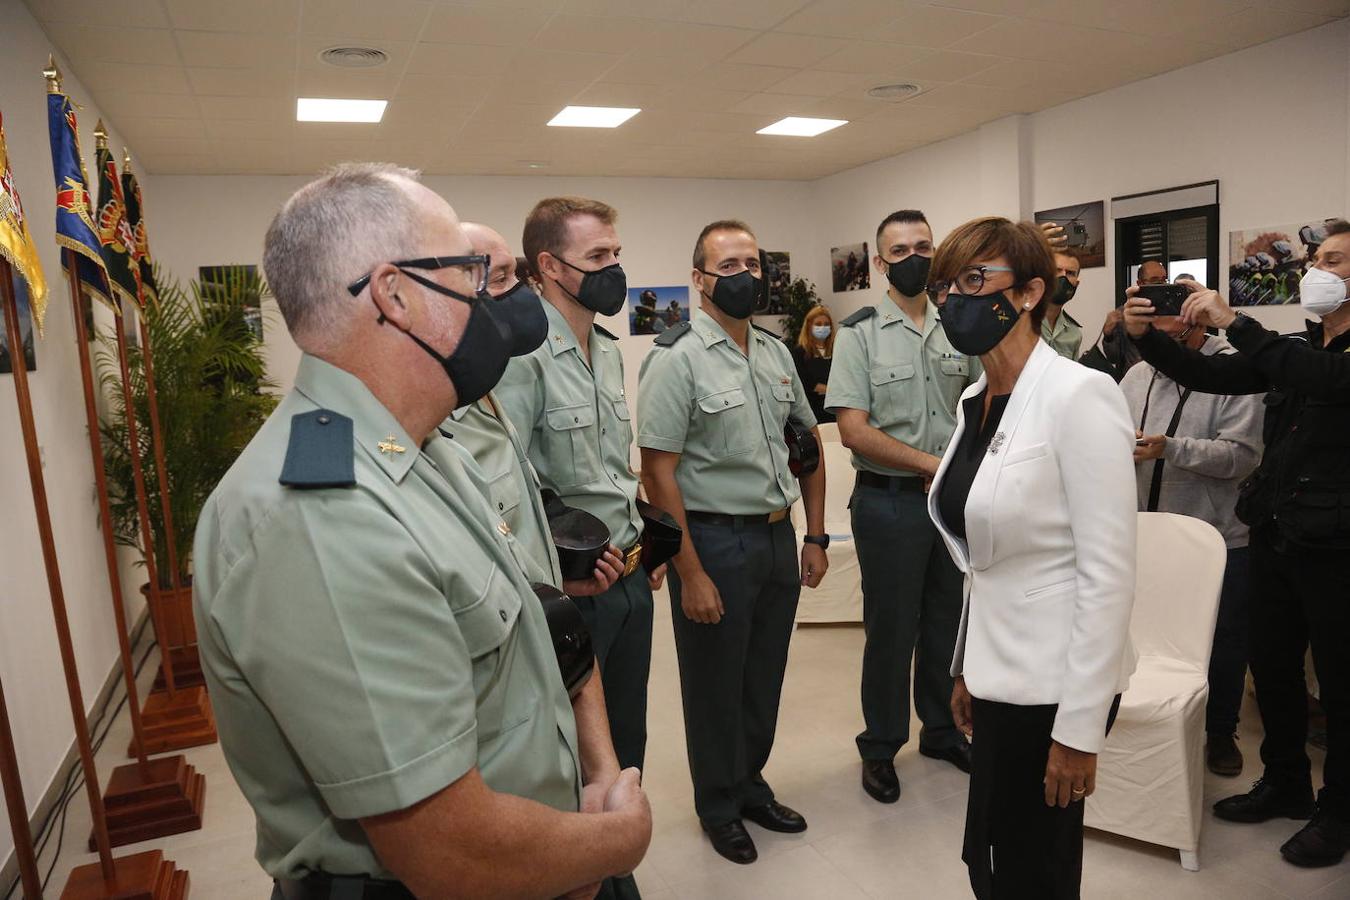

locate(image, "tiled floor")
(37, 589), (1344, 899)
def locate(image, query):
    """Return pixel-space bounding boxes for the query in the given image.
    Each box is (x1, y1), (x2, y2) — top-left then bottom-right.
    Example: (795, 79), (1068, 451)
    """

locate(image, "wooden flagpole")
(63, 253), (205, 850)
(0, 548), (41, 898)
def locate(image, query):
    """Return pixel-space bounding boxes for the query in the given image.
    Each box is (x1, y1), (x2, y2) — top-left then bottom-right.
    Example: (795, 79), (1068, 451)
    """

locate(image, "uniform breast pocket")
(939, 356), (969, 378)
(544, 403), (598, 487)
(869, 363), (917, 427)
(454, 569), (531, 741)
(487, 467), (522, 519)
(771, 382), (795, 425)
(697, 388), (754, 456)
(610, 397), (633, 445)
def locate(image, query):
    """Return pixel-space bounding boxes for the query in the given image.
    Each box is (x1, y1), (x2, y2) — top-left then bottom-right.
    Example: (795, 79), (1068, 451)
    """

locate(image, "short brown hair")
(693, 219), (755, 270)
(1325, 218), (1350, 237)
(522, 196), (617, 274)
(931, 216), (1057, 328)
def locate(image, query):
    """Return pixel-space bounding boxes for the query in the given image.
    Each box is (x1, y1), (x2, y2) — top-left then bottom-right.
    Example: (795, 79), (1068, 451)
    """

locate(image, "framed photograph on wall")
(830, 242), (869, 292)
(627, 285), (689, 335)
(1228, 219), (1338, 307)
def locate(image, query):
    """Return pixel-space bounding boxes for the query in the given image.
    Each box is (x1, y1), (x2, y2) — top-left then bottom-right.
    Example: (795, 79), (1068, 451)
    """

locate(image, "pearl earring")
(1023, 303), (1032, 310)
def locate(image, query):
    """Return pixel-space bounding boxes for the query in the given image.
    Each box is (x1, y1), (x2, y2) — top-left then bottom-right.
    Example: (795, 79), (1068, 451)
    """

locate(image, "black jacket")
(1134, 314), (1350, 549)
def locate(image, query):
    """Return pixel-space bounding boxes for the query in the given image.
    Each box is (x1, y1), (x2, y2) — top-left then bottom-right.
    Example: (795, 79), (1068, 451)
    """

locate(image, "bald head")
(463, 222), (519, 297)
(1137, 261), (1168, 286)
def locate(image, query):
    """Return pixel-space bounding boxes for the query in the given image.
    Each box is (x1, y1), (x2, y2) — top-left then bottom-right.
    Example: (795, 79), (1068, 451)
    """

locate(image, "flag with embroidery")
(94, 134), (143, 308)
(46, 86), (113, 311)
(120, 154), (156, 306)
(0, 108), (48, 334)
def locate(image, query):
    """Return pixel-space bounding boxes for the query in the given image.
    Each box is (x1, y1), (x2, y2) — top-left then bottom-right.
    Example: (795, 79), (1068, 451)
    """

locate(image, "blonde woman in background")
(793, 305), (836, 423)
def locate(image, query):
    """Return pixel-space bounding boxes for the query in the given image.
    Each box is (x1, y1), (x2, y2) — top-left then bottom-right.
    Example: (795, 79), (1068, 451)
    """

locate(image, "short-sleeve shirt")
(441, 394), (561, 587)
(1042, 309), (1084, 360)
(636, 314), (816, 515)
(193, 354), (581, 881)
(825, 295), (981, 476)
(495, 302), (642, 548)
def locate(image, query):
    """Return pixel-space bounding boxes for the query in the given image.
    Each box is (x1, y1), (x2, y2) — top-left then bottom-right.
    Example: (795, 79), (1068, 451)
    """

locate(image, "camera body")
(1066, 221), (1089, 248)
(1137, 283), (1190, 317)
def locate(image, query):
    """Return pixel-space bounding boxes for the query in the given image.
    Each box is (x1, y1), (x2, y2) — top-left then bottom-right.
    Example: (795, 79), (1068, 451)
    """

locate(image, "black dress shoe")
(702, 820), (757, 865)
(1214, 778), (1315, 823)
(743, 800), (807, 833)
(1280, 810), (1350, 867)
(920, 741), (972, 774)
(1206, 733), (1244, 777)
(862, 759), (900, 804)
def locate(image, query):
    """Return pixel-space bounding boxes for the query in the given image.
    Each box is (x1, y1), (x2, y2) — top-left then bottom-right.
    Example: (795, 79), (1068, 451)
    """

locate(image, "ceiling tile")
(486, 78), (590, 105)
(1268, 0), (1350, 13)
(776, 0), (914, 39)
(299, 0), (433, 42)
(73, 61), (193, 94)
(899, 49), (1005, 83)
(946, 17), (1143, 63)
(877, 2), (1005, 49)
(406, 41), (512, 76)
(729, 32), (850, 67)
(53, 26), (181, 67)
(597, 53), (708, 85)
(31, 0), (169, 28)
(164, 0), (301, 33)
(95, 91), (202, 120)
(1198, 6), (1335, 49)
(1020, 0), (1246, 36)
(571, 82), (671, 107)
(680, 0), (811, 30)
(762, 68), (875, 97)
(726, 91), (823, 116)
(203, 118), (286, 140)
(650, 84), (757, 112)
(681, 62), (800, 92)
(813, 41), (934, 75)
(560, 0), (687, 18)
(136, 152), (219, 174)
(175, 30), (295, 68)
(535, 16), (754, 60)
(510, 48), (623, 80)
(116, 116), (208, 140)
(197, 95), (293, 121)
(423, 3), (554, 45)
(296, 66), (402, 98)
(188, 66), (293, 97)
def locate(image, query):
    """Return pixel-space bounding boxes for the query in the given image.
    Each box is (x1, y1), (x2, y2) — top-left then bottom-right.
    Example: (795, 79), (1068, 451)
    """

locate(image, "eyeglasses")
(347, 254), (490, 297)
(926, 265), (1014, 303)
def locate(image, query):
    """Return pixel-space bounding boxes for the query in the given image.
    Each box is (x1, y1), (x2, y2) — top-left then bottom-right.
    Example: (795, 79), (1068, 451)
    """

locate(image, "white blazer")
(928, 340), (1138, 754)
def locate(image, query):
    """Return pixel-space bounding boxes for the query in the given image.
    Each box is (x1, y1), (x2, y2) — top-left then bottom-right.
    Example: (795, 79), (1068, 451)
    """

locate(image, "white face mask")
(1299, 266), (1350, 316)
(811, 324), (832, 340)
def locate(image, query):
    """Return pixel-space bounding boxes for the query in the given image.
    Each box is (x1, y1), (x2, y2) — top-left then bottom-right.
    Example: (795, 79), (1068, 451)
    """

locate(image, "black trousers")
(1248, 528), (1350, 816)
(964, 695), (1121, 900)
(668, 516), (801, 825)
(1206, 546), (1250, 736)
(851, 483), (964, 760)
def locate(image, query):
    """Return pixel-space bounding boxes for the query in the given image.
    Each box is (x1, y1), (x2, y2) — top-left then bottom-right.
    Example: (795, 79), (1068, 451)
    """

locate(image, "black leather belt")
(273, 874), (414, 900)
(685, 508), (790, 528)
(856, 471), (925, 492)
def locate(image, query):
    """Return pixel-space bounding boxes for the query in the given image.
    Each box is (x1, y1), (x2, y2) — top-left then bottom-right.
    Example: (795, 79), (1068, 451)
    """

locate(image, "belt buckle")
(623, 542), (643, 577)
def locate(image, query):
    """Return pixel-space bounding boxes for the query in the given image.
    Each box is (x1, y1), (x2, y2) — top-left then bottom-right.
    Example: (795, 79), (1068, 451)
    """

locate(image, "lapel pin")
(378, 434), (406, 456)
(988, 432), (1006, 456)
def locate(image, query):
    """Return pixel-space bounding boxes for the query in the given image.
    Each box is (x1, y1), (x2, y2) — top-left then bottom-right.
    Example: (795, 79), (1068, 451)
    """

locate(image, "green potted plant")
(778, 276), (823, 345)
(98, 265), (277, 680)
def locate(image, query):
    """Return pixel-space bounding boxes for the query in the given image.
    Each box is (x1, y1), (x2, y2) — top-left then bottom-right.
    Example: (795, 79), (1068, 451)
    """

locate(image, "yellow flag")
(0, 109), (48, 335)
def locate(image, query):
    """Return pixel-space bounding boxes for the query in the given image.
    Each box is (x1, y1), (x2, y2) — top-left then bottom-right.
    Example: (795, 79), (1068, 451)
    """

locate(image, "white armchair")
(792, 437), (863, 623)
(1085, 512), (1227, 871)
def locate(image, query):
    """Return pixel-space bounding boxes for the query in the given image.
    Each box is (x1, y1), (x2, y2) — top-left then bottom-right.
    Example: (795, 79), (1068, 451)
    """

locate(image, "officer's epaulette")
(751, 323), (780, 339)
(593, 323), (619, 341)
(654, 322), (691, 346)
(279, 409), (356, 489)
(839, 306), (876, 327)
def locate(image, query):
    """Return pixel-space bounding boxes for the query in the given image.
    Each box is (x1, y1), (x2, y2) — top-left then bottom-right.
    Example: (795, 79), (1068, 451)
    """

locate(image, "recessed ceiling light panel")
(296, 98), (387, 123)
(547, 106), (641, 128)
(757, 116), (848, 137)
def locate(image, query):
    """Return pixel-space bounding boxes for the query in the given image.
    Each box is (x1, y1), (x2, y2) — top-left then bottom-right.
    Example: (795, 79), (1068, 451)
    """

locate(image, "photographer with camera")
(1119, 302), (1262, 778)
(1122, 221), (1350, 870)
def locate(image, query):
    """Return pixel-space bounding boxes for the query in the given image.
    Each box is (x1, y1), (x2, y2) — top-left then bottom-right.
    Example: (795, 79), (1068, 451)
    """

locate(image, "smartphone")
(1136, 283), (1190, 317)
(1135, 439), (1148, 446)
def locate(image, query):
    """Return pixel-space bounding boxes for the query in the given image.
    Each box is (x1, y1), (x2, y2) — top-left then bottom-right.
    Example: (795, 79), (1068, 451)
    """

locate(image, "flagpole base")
(151, 646), (205, 693)
(91, 756), (205, 850)
(60, 849), (189, 899)
(130, 688), (216, 756)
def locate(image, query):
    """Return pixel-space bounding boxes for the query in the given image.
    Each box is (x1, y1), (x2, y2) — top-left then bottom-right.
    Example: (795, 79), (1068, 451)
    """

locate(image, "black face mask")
(700, 268), (759, 319)
(392, 268), (512, 407)
(886, 253), (931, 298)
(494, 280), (548, 356)
(939, 290), (1023, 356)
(1051, 275), (1077, 306)
(556, 258), (627, 316)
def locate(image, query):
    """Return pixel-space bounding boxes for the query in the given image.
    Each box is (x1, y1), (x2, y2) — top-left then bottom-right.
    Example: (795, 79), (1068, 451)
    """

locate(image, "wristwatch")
(803, 534), (830, 549)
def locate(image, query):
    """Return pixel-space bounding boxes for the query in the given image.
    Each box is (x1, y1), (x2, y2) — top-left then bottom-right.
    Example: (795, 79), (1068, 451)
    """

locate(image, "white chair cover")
(793, 438), (863, 623)
(1085, 512), (1227, 869)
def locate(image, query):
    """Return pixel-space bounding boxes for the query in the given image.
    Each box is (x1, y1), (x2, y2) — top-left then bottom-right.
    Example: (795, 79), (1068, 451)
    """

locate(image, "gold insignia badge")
(377, 434), (406, 455)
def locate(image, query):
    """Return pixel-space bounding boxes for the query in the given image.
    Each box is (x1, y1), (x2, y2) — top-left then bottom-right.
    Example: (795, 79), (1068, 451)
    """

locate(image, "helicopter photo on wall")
(1034, 201), (1105, 268)
(1228, 219), (1338, 307)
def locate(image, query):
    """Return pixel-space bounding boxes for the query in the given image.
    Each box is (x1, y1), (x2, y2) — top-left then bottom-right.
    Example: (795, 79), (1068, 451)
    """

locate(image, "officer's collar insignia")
(780, 377), (791, 384)
(989, 432), (1006, 456)
(553, 334), (565, 343)
(377, 434), (406, 455)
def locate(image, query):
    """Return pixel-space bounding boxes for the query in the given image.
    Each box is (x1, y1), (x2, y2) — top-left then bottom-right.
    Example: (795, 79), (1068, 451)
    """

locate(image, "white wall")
(0, 0), (148, 872)
(810, 19), (1350, 348)
(147, 174), (819, 433)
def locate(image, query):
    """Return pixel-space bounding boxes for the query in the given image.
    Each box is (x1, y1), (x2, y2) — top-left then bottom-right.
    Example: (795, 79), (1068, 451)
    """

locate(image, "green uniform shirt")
(636, 314), (816, 515)
(1042, 308), (1084, 359)
(442, 394), (562, 587)
(824, 295), (981, 477)
(193, 355), (581, 881)
(496, 302), (642, 548)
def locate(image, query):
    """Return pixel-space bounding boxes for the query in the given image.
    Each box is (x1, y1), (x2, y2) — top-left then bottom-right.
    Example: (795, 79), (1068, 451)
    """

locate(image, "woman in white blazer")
(925, 218), (1137, 899)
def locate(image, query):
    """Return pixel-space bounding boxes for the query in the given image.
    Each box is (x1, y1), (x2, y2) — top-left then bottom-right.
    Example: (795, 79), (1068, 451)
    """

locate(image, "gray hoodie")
(1119, 335), (1264, 548)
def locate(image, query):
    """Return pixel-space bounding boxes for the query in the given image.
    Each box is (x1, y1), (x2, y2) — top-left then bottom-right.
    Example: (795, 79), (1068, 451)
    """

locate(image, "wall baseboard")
(0, 607), (153, 895)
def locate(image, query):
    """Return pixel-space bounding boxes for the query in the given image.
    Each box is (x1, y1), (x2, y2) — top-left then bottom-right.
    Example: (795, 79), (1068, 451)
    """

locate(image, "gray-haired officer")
(193, 164), (650, 898)
(637, 219), (828, 866)
(494, 200), (664, 851)
(826, 209), (980, 807)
